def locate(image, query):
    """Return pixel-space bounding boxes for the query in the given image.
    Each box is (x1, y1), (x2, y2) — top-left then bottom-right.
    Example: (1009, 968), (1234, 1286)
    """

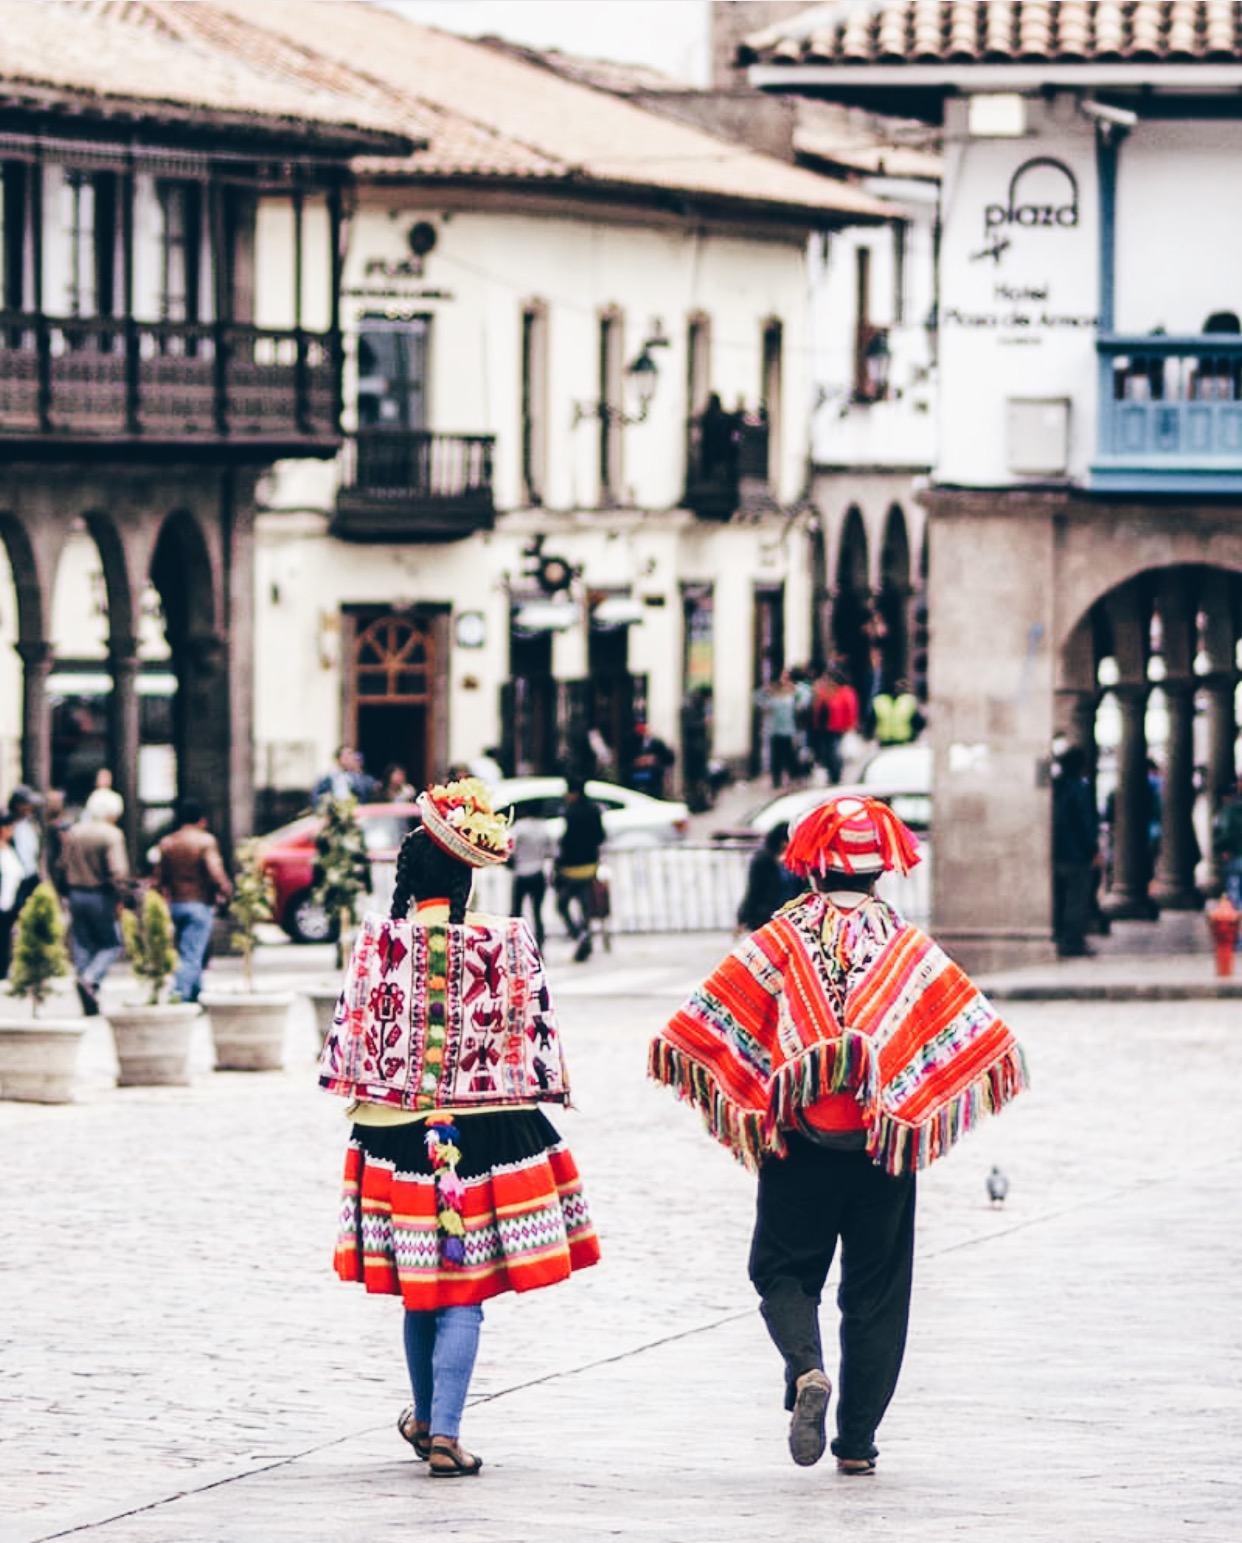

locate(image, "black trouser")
(555, 874), (594, 947)
(748, 1134), (916, 1463)
(511, 871), (547, 946)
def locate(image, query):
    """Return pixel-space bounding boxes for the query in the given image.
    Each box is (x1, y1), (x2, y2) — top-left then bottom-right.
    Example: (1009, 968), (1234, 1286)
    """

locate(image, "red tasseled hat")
(784, 793), (921, 879)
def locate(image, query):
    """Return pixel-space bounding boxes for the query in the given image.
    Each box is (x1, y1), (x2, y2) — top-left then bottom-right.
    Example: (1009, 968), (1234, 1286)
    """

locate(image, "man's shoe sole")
(789, 1374), (831, 1467)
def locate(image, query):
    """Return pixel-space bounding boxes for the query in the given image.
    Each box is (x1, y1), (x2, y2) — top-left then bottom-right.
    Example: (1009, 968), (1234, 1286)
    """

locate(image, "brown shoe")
(789, 1369), (831, 1467)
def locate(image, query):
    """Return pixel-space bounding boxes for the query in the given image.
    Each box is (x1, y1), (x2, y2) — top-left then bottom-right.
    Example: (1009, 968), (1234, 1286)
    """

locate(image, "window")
(853, 247), (889, 403)
(1, 162), (26, 311)
(62, 170), (97, 316)
(761, 319), (783, 481)
(357, 317), (429, 430)
(686, 312), (711, 415)
(520, 302), (547, 505)
(598, 308), (623, 502)
(893, 221), (908, 326)
(157, 181), (202, 324)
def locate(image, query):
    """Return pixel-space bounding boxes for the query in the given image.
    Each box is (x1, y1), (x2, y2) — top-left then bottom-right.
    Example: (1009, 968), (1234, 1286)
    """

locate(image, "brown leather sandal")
(397, 1405), (431, 1460)
(428, 1437), (483, 1478)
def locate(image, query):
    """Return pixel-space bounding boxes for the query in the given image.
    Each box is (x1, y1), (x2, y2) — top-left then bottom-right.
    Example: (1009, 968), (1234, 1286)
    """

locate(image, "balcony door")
(357, 317), (428, 430)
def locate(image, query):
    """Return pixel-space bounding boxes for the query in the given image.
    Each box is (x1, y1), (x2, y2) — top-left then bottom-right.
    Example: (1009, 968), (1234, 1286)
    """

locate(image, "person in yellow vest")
(870, 679), (925, 748)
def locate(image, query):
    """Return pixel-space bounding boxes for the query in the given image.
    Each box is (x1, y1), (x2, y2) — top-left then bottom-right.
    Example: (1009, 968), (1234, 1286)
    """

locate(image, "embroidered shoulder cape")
(648, 892), (1027, 1175)
(319, 912), (570, 1110)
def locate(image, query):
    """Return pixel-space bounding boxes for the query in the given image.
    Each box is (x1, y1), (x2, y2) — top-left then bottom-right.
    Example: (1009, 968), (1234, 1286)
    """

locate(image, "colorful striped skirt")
(333, 1109), (600, 1309)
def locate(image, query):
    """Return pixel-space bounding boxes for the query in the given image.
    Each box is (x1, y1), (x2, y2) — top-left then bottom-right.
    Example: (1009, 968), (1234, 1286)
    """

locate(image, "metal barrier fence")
(377, 841), (932, 935)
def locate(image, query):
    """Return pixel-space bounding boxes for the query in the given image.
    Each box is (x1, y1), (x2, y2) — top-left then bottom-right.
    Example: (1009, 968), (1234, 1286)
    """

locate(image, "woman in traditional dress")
(650, 793), (1027, 1475)
(320, 777), (600, 1477)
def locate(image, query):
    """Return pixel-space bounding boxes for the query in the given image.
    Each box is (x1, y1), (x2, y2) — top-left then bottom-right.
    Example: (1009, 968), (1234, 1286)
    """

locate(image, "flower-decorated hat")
(418, 777), (513, 868)
(784, 793), (921, 879)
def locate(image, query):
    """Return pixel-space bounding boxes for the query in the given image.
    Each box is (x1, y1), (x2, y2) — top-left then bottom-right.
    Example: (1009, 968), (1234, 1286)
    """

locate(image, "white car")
(487, 776), (689, 849)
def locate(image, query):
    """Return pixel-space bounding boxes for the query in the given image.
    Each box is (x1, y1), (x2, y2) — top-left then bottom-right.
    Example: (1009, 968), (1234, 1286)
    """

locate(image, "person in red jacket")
(811, 667), (859, 783)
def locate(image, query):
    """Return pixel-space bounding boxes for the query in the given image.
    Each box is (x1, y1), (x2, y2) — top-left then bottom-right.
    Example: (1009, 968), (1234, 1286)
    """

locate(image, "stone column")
(15, 640), (53, 795)
(1151, 677), (1200, 908)
(1202, 671), (1239, 894)
(107, 637), (141, 866)
(1104, 683), (1158, 919)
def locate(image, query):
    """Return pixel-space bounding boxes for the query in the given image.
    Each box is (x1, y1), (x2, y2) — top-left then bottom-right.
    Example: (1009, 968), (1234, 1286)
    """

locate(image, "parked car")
(712, 743), (932, 847)
(487, 777), (690, 849)
(257, 802), (419, 943)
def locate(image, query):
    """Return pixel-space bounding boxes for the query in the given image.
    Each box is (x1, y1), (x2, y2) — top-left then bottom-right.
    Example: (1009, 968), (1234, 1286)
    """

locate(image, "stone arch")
(1058, 562), (1242, 916)
(833, 505), (871, 695)
(877, 503), (911, 687)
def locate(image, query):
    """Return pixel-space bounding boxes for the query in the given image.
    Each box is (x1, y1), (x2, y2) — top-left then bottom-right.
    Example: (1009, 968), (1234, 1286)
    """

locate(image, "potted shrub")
(310, 794), (372, 969)
(108, 887), (203, 1086)
(200, 839), (294, 1071)
(0, 882), (85, 1103)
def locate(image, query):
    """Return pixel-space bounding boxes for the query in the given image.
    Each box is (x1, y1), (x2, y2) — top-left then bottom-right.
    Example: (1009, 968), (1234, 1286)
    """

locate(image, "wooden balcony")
(682, 411), (772, 518)
(332, 430), (496, 542)
(0, 312), (340, 458)
(1093, 334), (1242, 493)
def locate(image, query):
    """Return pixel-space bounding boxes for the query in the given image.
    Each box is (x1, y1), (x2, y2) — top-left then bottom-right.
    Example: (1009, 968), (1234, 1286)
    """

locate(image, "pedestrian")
(0, 809), (25, 980)
(870, 679), (925, 748)
(8, 785), (45, 912)
(380, 764), (416, 801)
(555, 777), (606, 962)
(621, 720), (675, 800)
(649, 793), (1027, 1474)
(754, 670), (800, 789)
(1052, 746), (1100, 958)
(153, 798), (233, 1004)
(59, 787), (129, 1016)
(312, 746), (377, 806)
(319, 776), (600, 1477)
(736, 822), (802, 934)
(508, 811), (552, 948)
(811, 667), (859, 784)
(42, 788), (72, 895)
(1212, 773), (1242, 910)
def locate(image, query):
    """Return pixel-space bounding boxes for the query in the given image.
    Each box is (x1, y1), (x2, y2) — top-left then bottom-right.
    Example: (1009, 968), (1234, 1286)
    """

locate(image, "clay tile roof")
(740, 1), (1242, 67)
(1, 0), (407, 148)
(201, 0), (895, 222)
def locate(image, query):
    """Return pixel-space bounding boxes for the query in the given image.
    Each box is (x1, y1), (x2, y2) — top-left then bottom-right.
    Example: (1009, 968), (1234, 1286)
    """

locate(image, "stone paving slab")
(4, 935), (1242, 1542)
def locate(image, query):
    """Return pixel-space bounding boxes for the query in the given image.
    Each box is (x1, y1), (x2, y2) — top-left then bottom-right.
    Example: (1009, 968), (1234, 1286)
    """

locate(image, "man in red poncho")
(649, 794), (1027, 1475)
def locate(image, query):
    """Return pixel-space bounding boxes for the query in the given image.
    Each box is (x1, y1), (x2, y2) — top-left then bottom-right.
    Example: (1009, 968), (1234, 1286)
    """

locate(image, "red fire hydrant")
(1206, 896), (1240, 978)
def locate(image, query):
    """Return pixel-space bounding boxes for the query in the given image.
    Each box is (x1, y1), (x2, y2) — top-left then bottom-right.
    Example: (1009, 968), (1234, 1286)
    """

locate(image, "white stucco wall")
(937, 95), (1100, 486)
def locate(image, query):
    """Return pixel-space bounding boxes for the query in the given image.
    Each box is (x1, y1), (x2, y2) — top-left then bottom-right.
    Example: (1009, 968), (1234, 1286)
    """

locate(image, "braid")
(390, 826), (473, 923)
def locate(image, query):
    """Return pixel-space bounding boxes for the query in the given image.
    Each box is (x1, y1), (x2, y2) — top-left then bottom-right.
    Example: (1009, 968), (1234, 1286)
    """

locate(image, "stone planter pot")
(200, 989), (295, 1072)
(302, 983), (342, 1050)
(107, 1002), (203, 1087)
(0, 1017), (87, 1103)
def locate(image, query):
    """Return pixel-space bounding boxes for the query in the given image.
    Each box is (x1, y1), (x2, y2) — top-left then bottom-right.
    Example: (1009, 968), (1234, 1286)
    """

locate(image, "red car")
(257, 802), (419, 943)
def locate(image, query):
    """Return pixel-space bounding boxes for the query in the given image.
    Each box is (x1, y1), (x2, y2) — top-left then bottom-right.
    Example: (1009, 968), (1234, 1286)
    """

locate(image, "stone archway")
(1058, 563), (1242, 916)
(877, 503), (912, 688)
(833, 505), (870, 697)
(0, 511), (52, 791)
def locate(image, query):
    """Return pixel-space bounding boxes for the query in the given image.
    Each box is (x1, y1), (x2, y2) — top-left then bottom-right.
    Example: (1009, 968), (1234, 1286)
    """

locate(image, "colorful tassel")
(425, 1116), (468, 1268)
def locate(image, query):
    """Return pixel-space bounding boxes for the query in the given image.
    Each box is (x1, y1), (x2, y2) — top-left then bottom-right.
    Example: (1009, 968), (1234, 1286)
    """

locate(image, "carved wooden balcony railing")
(0, 312), (339, 453)
(333, 430), (496, 541)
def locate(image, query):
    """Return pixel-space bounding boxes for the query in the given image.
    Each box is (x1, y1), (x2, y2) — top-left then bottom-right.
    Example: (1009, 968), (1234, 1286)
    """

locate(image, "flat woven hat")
(784, 793), (921, 878)
(418, 777), (513, 868)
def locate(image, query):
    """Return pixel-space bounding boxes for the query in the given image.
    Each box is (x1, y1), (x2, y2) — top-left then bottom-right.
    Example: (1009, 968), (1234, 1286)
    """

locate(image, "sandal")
(836, 1456), (877, 1476)
(788, 1369), (832, 1467)
(428, 1437), (483, 1478)
(397, 1405), (432, 1461)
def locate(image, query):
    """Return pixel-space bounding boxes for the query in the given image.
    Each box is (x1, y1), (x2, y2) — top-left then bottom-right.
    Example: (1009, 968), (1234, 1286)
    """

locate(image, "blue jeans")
(170, 900), (215, 1003)
(403, 1305), (483, 1439)
(68, 888), (123, 990)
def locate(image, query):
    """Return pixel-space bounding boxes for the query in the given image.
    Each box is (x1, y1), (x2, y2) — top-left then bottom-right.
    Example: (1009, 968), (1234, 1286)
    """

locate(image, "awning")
(592, 596), (645, 627)
(512, 599), (578, 634)
(46, 670), (178, 697)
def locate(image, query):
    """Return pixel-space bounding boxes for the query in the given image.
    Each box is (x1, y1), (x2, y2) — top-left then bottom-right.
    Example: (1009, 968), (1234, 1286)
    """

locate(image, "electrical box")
(1006, 397), (1070, 476)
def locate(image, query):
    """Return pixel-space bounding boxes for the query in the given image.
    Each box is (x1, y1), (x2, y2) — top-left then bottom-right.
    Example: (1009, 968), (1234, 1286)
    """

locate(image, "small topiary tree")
(8, 882), (71, 1016)
(121, 887), (179, 1006)
(311, 794), (372, 967)
(229, 839), (276, 993)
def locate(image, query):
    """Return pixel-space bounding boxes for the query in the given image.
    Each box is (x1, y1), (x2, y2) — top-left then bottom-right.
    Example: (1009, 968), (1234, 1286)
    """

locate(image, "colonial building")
(176, 0), (895, 819)
(743, 0), (1242, 966)
(0, 1), (407, 855)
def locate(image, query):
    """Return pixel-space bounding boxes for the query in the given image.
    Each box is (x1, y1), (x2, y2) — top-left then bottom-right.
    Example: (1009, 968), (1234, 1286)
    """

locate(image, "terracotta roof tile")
(741, 1), (1242, 67)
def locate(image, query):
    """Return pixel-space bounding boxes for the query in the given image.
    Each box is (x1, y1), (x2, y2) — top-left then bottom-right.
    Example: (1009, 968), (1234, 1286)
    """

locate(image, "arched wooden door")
(347, 611), (441, 792)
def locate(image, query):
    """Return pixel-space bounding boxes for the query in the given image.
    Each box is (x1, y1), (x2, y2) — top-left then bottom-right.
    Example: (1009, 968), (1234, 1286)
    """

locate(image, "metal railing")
(0, 311), (337, 442)
(339, 429), (495, 502)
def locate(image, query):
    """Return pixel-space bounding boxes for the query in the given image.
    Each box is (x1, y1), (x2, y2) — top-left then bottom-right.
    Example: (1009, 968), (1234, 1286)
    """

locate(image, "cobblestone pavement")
(3, 928), (1241, 1543)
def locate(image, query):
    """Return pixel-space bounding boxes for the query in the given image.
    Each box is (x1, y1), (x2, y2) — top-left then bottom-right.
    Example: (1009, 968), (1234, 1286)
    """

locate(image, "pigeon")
(986, 1166), (1009, 1207)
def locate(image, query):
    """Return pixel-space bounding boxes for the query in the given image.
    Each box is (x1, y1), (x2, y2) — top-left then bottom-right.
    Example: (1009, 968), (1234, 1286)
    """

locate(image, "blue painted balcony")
(1093, 334), (1242, 493)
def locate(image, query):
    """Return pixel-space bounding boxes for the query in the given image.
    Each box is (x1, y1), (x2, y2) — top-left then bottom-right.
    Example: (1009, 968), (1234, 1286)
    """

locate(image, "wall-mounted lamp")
(572, 328), (669, 428)
(860, 328), (891, 403)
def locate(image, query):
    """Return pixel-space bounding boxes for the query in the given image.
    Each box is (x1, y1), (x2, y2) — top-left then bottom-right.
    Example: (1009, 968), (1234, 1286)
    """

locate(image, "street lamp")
(572, 334), (667, 427)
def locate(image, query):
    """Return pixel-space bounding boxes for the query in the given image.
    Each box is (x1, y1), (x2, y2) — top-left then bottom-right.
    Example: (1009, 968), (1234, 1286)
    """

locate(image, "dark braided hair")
(390, 823), (473, 923)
